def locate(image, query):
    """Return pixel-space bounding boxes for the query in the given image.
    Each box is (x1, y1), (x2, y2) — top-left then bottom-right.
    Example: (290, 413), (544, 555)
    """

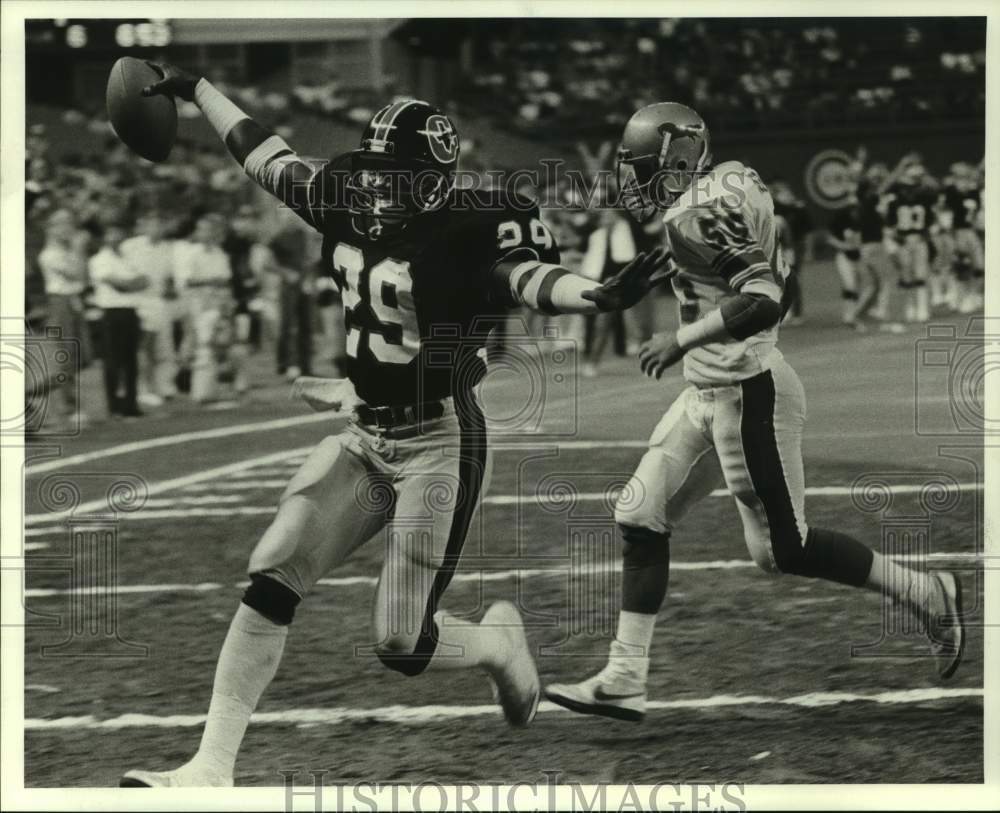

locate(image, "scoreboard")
(26, 20), (175, 107)
(26, 19), (172, 51)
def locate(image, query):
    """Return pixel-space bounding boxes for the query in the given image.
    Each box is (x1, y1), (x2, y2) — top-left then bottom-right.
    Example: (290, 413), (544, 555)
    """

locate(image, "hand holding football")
(105, 57), (177, 163)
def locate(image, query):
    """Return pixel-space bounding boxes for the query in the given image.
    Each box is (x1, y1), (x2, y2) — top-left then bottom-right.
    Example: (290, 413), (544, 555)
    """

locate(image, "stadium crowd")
(454, 17), (986, 138)
(25, 124), (336, 431)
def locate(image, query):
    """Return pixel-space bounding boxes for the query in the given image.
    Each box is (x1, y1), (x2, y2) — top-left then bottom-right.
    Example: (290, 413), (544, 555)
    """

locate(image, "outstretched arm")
(491, 247), (672, 315)
(143, 63), (324, 227)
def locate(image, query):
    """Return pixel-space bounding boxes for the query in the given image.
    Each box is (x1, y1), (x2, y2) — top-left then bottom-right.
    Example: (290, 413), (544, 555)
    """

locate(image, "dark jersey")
(855, 181), (884, 243)
(942, 185), (981, 230)
(288, 157), (561, 405)
(884, 184), (936, 236)
(830, 206), (862, 259)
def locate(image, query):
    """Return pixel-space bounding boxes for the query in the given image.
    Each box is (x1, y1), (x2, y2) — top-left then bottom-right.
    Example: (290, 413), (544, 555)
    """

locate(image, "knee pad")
(620, 524), (670, 571)
(242, 573), (302, 625)
(375, 627), (434, 677)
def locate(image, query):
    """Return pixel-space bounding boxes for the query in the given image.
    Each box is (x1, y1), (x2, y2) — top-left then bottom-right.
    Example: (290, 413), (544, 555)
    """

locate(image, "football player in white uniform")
(545, 103), (966, 722)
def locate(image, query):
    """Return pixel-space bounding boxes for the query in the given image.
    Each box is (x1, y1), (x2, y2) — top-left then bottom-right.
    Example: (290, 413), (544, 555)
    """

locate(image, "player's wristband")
(676, 309), (727, 349)
(194, 79), (249, 141)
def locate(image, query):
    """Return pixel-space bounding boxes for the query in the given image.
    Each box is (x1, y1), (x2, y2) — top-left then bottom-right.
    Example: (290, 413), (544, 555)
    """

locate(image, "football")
(105, 56), (177, 162)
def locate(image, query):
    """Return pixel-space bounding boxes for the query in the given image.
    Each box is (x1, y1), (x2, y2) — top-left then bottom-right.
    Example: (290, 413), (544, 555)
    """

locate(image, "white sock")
(426, 610), (500, 671)
(864, 551), (937, 622)
(188, 603), (288, 778)
(614, 610), (657, 658)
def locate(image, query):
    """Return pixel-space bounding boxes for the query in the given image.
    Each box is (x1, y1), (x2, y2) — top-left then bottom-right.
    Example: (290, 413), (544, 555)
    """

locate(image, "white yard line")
(24, 687), (983, 731)
(483, 482), (982, 506)
(22, 553), (984, 598)
(139, 496), (248, 507)
(24, 481), (983, 525)
(26, 414), (334, 475)
(183, 480), (289, 491)
(24, 447), (313, 525)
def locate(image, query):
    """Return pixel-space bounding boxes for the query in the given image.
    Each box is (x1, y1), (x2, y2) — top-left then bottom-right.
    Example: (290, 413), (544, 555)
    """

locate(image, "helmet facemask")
(347, 155), (453, 240)
(617, 120), (711, 223)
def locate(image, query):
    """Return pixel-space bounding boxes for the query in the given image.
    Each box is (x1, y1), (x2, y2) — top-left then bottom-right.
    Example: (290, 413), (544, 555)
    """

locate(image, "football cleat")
(928, 571), (965, 680)
(482, 601), (540, 727)
(545, 651), (648, 722)
(120, 764), (233, 787)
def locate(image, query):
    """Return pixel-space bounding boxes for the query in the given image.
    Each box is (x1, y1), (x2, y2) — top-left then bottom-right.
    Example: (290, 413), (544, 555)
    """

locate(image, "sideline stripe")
(24, 481), (982, 526)
(21, 553), (984, 598)
(24, 687), (983, 730)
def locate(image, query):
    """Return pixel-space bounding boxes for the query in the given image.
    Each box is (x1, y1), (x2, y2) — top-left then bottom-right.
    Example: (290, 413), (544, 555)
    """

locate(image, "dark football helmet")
(347, 99), (460, 239)
(616, 102), (712, 222)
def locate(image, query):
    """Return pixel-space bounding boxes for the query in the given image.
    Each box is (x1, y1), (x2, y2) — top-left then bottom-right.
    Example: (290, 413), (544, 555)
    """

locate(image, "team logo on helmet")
(420, 115), (458, 164)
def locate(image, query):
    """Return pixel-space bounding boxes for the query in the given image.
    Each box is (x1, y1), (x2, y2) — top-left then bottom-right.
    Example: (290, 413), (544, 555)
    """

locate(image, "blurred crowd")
(457, 18), (986, 137)
(25, 126), (341, 431)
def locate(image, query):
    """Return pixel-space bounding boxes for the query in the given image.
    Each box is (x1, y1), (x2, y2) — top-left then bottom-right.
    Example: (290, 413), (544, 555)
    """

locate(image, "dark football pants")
(101, 307), (141, 415)
(615, 358), (809, 572)
(248, 395), (491, 672)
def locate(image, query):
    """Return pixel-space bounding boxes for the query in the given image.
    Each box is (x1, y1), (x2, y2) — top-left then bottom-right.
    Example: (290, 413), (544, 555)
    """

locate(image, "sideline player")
(545, 103), (965, 722)
(883, 161), (936, 323)
(940, 162), (985, 313)
(120, 64), (670, 785)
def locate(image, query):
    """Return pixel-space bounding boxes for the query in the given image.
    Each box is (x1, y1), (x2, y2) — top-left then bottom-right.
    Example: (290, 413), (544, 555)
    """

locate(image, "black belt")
(355, 400), (446, 429)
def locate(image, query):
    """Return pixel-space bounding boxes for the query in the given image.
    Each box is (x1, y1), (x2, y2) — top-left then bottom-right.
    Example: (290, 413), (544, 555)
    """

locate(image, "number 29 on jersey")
(332, 244), (420, 364)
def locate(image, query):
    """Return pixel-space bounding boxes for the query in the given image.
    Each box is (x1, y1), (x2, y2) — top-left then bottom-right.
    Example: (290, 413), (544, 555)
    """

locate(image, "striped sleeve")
(492, 252), (571, 314)
(667, 206), (772, 291)
(194, 80), (329, 230)
(240, 134), (328, 230)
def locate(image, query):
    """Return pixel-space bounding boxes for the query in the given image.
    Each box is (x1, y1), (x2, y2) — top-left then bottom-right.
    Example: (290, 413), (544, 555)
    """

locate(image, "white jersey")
(662, 161), (788, 386)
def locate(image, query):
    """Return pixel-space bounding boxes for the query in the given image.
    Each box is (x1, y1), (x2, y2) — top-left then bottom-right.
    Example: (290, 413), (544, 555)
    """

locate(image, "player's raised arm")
(142, 63), (324, 228)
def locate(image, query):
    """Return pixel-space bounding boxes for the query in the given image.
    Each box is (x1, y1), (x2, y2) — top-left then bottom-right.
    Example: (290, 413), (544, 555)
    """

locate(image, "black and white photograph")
(1, 2), (995, 809)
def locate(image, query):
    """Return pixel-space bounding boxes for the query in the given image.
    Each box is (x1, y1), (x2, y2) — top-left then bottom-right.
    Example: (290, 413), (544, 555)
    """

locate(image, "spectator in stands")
(224, 205), (265, 353)
(268, 220), (314, 380)
(37, 208), (91, 426)
(177, 213), (242, 402)
(121, 210), (178, 407)
(89, 220), (147, 418)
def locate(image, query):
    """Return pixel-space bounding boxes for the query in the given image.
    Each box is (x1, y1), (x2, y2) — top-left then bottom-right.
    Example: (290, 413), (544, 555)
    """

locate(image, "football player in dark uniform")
(121, 64), (670, 787)
(940, 162), (984, 313)
(883, 162), (936, 323)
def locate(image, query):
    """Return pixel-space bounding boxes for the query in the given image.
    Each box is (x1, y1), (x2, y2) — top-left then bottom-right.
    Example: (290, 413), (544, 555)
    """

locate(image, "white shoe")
(581, 362), (598, 379)
(928, 572), (965, 680)
(138, 392), (164, 408)
(482, 601), (540, 727)
(545, 642), (648, 722)
(120, 761), (232, 787)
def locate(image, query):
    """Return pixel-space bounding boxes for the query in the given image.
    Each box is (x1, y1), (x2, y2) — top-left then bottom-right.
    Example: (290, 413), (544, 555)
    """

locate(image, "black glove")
(581, 247), (674, 311)
(141, 62), (202, 103)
